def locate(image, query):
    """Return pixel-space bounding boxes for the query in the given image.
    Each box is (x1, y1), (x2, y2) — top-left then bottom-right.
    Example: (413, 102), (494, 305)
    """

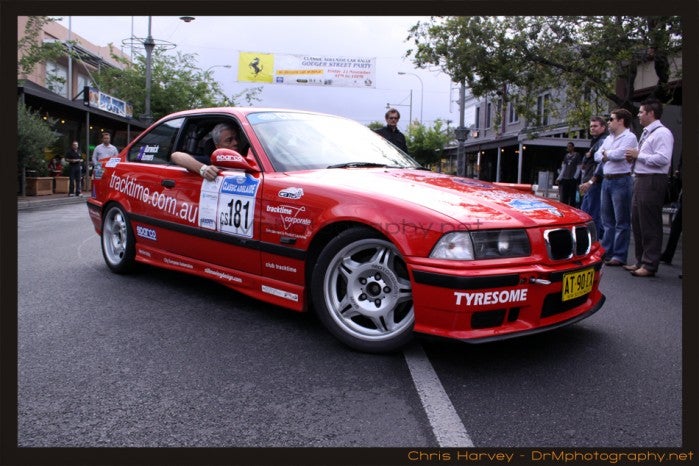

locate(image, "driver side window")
(175, 117), (249, 164)
(128, 118), (184, 164)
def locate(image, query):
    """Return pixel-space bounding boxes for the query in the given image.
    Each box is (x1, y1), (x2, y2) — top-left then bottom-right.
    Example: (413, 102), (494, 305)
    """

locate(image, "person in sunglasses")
(375, 108), (408, 153)
(594, 109), (637, 267)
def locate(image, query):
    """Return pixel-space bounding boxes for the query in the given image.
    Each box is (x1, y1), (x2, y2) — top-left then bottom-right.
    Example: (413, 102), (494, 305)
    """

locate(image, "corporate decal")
(109, 173), (199, 223)
(264, 204), (313, 240)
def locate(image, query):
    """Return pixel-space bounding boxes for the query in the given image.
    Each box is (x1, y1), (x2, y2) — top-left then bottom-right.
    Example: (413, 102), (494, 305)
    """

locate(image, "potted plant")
(17, 103), (58, 196)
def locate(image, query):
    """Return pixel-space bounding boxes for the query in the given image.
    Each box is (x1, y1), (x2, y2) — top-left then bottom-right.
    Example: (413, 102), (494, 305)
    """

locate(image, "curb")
(17, 195), (88, 211)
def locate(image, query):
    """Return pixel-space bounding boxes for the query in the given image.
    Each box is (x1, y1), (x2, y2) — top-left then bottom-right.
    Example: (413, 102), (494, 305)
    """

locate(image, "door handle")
(161, 179), (175, 188)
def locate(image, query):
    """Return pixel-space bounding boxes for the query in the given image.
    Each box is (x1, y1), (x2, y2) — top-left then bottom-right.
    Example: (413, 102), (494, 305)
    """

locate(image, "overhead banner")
(238, 52), (376, 88)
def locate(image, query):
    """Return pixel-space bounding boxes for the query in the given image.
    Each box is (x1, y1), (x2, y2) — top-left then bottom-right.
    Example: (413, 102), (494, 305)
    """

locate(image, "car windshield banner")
(237, 52), (376, 88)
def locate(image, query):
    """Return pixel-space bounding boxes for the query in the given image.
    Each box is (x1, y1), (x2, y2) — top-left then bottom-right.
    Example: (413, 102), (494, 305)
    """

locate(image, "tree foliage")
(91, 49), (224, 120)
(406, 119), (453, 166)
(91, 49), (263, 122)
(18, 102), (59, 176)
(406, 16), (681, 129)
(18, 16), (76, 83)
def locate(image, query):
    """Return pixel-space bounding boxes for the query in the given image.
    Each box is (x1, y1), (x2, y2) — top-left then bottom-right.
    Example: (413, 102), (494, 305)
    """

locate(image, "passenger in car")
(171, 122), (239, 181)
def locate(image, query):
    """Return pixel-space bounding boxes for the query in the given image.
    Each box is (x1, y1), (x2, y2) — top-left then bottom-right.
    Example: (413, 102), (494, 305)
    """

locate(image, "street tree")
(406, 119), (453, 168)
(91, 49), (227, 120)
(18, 16), (75, 84)
(92, 49), (263, 122)
(406, 16), (681, 131)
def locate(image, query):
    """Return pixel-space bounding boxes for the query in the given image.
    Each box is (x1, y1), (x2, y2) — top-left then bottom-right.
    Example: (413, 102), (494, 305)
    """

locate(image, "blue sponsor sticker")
(508, 198), (562, 216)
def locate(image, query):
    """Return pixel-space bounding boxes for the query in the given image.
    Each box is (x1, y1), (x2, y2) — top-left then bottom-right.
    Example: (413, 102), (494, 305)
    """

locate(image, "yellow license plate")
(562, 268), (595, 301)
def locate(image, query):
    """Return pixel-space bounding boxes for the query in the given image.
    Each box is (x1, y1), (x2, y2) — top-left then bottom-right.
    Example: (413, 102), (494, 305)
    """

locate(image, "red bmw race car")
(87, 108), (605, 353)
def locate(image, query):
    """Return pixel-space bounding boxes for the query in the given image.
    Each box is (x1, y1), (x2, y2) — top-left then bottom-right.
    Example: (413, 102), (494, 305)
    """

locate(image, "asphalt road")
(15, 202), (685, 460)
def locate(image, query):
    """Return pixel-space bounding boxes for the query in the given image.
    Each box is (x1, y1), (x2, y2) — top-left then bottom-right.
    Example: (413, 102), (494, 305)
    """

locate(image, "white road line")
(403, 342), (474, 447)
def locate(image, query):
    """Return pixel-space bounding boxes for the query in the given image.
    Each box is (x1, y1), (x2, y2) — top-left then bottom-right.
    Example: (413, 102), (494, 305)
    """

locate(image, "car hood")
(297, 168), (590, 228)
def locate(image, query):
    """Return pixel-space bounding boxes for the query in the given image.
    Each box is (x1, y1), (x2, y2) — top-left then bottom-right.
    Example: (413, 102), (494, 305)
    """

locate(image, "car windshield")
(246, 111), (421, 172)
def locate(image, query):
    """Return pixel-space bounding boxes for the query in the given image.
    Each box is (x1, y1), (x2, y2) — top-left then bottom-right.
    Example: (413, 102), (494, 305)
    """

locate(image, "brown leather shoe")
(623, 264), (640, 271)
(631, 267), (655, 277)
(605, 259), (624, 266)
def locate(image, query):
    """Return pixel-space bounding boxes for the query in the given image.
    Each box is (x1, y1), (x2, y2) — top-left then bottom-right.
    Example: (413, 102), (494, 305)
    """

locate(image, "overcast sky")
(52, 16), (457, 130)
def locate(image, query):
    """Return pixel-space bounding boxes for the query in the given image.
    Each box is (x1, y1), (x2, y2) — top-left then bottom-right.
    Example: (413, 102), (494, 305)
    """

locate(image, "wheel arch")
(304, 221), (388, 286)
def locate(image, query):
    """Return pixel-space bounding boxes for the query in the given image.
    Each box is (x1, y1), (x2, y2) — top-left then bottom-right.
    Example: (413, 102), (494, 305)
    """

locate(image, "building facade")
(442, 58), (682, 185)
(17, 16), (147, 176)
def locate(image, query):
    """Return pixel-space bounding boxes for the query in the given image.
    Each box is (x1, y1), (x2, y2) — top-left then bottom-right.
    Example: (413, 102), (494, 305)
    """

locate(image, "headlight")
(430, 229), (531, 260)
(430, 232), (475, 260)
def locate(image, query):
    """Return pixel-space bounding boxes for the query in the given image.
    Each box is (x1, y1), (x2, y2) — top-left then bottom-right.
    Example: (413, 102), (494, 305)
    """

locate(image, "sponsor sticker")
(278, 187), (304, 199)
(454, 288), (529, 306)
(508, 199), (562, 217)
(262, 285), (299, 302)
(136, 225), (157, 240)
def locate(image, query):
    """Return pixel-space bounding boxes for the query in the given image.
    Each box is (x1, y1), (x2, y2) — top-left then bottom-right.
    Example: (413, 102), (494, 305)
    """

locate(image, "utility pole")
(455, 80), (467, 177)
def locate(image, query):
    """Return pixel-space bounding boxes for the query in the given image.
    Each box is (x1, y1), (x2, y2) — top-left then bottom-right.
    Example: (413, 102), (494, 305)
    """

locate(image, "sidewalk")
(17, 193), (88, 211)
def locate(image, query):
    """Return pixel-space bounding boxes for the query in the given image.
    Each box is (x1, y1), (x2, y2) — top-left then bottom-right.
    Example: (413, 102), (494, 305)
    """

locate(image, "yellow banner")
(238, 52), (275, 83)
(237, 52), (376, 88)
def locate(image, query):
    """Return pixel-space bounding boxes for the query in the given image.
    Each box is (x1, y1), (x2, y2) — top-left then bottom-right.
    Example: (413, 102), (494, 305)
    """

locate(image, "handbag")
(665, 174), (681, 204)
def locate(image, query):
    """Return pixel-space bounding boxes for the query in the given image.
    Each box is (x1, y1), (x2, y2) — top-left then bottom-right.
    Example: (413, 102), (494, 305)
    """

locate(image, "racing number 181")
(219, 197), (253, 237)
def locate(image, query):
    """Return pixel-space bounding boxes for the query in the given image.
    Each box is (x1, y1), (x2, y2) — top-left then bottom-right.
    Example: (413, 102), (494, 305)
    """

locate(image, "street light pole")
(386, 90), (412, 130)
(142, 16), (155, 124)
(398, 71), (424, 124)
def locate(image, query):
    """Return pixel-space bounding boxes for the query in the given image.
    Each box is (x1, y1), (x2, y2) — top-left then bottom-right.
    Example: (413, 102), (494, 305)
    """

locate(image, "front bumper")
(408, 259), (606, 342)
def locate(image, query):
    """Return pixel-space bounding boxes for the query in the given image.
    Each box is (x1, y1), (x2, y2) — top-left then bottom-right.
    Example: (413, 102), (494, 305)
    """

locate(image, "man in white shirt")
(594, 108), (637, 267)
(92, 132), (119, 165)
(622, 98), (675, 277)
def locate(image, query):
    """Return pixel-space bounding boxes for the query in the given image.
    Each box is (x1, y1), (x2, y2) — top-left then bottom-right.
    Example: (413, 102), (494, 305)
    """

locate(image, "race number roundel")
(198, 175), (260, 238)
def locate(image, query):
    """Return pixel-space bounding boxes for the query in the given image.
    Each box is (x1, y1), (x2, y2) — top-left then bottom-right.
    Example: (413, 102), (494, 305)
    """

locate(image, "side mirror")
(210, 148), (259, 172)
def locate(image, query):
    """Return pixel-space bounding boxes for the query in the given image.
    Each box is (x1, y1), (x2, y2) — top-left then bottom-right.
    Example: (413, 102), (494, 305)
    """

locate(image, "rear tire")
(101, 204), (136, 274)
(311, 227), (414, 353)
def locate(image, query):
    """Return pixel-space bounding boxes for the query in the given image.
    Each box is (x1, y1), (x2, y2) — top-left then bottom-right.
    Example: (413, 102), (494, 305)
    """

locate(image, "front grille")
(544, 226), (592, 260)
(574, 226), (591, 255)
(471, 309), (506, 329)
(541, 292), (588, 318)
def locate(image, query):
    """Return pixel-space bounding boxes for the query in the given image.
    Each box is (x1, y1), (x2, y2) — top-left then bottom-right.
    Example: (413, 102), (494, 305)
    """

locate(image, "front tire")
(101, 204), (136, 274)
(311, 227), (414, 353)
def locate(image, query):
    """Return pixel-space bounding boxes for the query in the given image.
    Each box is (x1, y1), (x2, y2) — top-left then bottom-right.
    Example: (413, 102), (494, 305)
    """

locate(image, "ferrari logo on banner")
(238, 52), (275, 83)
(237, 52), (376, 88)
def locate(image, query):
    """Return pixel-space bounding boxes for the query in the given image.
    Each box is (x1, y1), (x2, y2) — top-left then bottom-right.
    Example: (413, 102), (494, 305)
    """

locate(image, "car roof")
(158, 107), (336, 121)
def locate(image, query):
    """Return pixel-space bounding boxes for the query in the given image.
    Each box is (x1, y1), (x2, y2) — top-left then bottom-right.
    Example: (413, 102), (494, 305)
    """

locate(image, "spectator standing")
(556, 142), (581, 206)
(594, 108), (637, 266)
(375, 108), (408, 153)
(92, 132), (118, 166)
(47, 154), (63, 177)
(579, 117), (609, 239)
(623, 99), (675, 277)
(64, 140), (83, 197)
